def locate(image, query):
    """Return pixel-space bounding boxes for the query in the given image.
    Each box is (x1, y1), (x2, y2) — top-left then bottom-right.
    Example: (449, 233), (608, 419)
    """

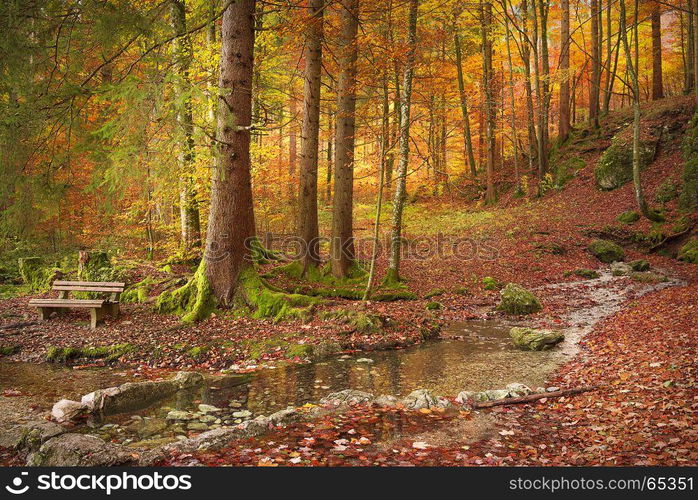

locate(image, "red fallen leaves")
(2, 389), (22, 397)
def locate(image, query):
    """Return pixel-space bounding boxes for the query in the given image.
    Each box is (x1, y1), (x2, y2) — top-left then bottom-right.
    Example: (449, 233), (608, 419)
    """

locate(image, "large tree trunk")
(297, 0), (324, 270)
(205, 0), (257, 304)
(589, 0), (601, 128)
(386, 0), (418, 284)
(686, 1), (695, 94)
(454, 32), (477, 178)
(171, 0), (202, 251)
(482, 0), (496, 204)
(504, 3), (519, 189)
(558, 0), (571, 142)
(651, 3), (664, 100)
(331, 0), (359, 278)
(521, 0), (538, 175)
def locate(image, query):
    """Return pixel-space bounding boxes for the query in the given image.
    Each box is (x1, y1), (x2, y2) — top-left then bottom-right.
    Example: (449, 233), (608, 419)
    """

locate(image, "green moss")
(552, 156), (585, 187)
(284, 344), (313, 359)
(239, 267), (317, 322)
(588, 239), (625, 263)
(573, 268), (599, 279)
(630, 271), (668, 283)
(249, 237), (282, 264)
(672, 216), (690, 234)
(425, 301), (441, 310)
(156, 262), (216, 323)
(78, 251), (117, 282)
(497, 283), (542, 315)
(628, 259), (650, 272)
(0, 345), (20, 356)
(0, 284), (32, 299)
(678, 238), (698, 263)
(595, 136), (655, 190)
(482, 276), (501, 290)
(319, 309), (384, 334)
(453, 287), (469, 295)
(655, 179), (680, 203)
(423, 289), (445, 299)
(45, 343), (134, 363)
(617, 210), (640, 224)
(187, 346), (207, 359)
(18, 257), (61, 292)
(122, 277), (155, 304)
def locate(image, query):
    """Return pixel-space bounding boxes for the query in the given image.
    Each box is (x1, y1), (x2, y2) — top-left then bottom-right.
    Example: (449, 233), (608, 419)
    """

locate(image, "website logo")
(5, 472), (29, 495)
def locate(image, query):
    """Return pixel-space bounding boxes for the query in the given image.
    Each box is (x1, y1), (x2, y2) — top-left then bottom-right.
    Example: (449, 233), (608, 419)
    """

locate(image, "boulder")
(268, 408), (301, 426)
(595, 137), (655, 190)
(510, 327), (564, 351)
(27, 434), (134, 466)
(136, 418), (168, 439)
(505, 382), (533, 397)
(82, 380), (179, 416)
(610, 261), (633, 276)
(198, 404), (221, 414)
(629, 259), (650, 272)
(166, 410), (196, 421)
(497, 284), (542, 315)
(0, 421), (66, 451)
(173, 371), (205, 389)
(320, 389), (375, 407)
(51, 399), (89, 423)
(588, 239), (625, 263)
(374, 395), (400, 407)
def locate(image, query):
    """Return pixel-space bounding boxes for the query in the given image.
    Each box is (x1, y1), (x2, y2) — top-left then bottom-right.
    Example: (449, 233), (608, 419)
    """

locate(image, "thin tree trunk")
(205, 0), (257, 303)
(297, 0), (324, 270)
(172, 0), (201, 251)
(590, 0), (601, 127)
(504, 5), (519, 189)
(454, 32), (477, 177)
(482, 0), (496, 204)
(603, 0), (612, 113)
(288, 96), (298, 202)
(326, 112), (333, 203)
(386, 0), (418, 284)
(558, 0), (571, 142)
(651, 2), (664, 100)
(521, 0), (537, 174)
(331, 0), (359, 278)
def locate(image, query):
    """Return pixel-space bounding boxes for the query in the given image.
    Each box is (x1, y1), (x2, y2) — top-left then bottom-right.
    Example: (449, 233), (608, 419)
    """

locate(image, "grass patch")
(318, 309), (384, 334)
(46, 343), (135, 363)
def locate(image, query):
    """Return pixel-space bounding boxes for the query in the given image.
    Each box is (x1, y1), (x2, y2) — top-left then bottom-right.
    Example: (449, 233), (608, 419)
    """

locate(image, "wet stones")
(320, 389), (375, 407)
(27, 433), (136, 467)
(455, 382), (533, 405)
(611, 261), (633, 276)
(401, 389), (452, 410)
(51, 399), (89, 423)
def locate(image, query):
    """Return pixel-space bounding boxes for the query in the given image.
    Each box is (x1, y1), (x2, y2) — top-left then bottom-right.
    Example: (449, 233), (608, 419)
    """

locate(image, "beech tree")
(558, 0), (571, 142)
(651, 2), (664, 100)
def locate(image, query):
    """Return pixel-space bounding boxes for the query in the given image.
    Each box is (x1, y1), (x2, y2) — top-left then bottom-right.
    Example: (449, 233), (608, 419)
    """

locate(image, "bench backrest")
(52, 280), (125, 300)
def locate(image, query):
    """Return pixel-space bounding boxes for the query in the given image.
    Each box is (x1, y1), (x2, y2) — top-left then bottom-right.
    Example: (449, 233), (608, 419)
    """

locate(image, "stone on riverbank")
(51, 399), (89, 423)
(497, 284), (542, 315)
(320, 389), (375, 407)
(27, 434), (135, 466)
(509, 327), (564, 351)
(401, 389), (452, 410)
(611, 261), (633, 276)
(588, 239), (625, 263)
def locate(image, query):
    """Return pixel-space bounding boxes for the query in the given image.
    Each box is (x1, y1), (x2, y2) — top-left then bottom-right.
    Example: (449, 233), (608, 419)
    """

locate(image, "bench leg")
(90, 307), (105, 329)
(38, 307), (53, 321)
(107, 302), (120, 318)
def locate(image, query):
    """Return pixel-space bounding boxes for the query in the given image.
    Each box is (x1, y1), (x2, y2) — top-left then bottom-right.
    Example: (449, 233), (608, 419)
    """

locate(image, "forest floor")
(0, 96), (696, 466)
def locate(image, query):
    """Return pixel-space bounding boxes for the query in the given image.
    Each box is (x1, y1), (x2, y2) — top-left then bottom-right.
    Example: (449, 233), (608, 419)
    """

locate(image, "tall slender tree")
(454, 30), (477, 177)
(558, 0), (571, 142)
(297, 0), (324, 270)
(651, 2), (664, 100)
(331, 0), (359, 278)
(386, 0), (418, 284)
(171, 0), (202, 251)
(482, 0), (496, 203)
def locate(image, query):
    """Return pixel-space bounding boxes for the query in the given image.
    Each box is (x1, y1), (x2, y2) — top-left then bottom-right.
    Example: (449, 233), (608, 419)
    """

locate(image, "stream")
(0, 272), (678, 448)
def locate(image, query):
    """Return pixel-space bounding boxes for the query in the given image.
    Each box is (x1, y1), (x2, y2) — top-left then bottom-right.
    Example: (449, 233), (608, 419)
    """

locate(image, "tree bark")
(558, 0), (571, 142)
(504, 4), (519, 189)
(651, 2), (664, 100)
(331, 0), (359, 278)
(288, 96), (298, 203)
(205, 0), (257, 304)
(589, 0), (601, 128)
(521, 0), (538, 175)
(297, 0), (324, 270)
(386, 0), (418, 283)
(454, 32), (477, 178)
(171, 0), (201, 251)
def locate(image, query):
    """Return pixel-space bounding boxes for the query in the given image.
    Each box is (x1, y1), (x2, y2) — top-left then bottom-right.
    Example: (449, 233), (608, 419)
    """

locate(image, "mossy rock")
(0, 344), (20, 356)
(655, 179), (680, 204)
(78, 251), (117, 282)
(617, 210), (640, 224)
(497, 284), (542, 315)
(595, 136), (655, 190)
(18, 257), (61, 292)
(588, 239), (625, 263)
(630, 271), (668, 283)
(509, 327), (564, 351)
(423, 289), (445, 299)
(46, 344), (134, 363)
(284, 344), (313, 359)
(628, 259), (650, 272)
(573, 268), (599, 279)
(482, 276), (501, 291)
(319, 309), (383, 334)
(678, 238), (698, 263)
(187, 346), (207, 359)
(122, 277), (155, 304)
(425, 301), (441, 310)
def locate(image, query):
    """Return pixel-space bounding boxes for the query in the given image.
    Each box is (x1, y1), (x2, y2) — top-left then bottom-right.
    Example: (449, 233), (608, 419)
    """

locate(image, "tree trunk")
(686, 2), (695, 93)
(331, 0), (359, 278)
(171, 0), (202, 251)
(205, 0), (257, 304)
(297, 0), (324, 270)
(558, 0), (571, 142)
(521, 0), (538, 175)
(651, 3), (664, 100)
(482, 0), (496, 204)
(504, 4), (519, 189)
(694, 0), (698, 106)
(589, 0), (601, 128)
(288, 96), (298, 203)
(386, 0), (418, 284)
(454, 32), (477, 178)
(326, 112), (333, 203)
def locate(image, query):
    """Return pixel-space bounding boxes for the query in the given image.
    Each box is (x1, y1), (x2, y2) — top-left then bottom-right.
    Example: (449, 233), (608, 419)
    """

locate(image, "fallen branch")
(0, 321), (38, 332)
(472, 386), (598, 409)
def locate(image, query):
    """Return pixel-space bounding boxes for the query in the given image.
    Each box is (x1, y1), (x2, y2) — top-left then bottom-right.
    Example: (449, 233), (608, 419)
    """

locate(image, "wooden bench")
(28, 281), (125, 329)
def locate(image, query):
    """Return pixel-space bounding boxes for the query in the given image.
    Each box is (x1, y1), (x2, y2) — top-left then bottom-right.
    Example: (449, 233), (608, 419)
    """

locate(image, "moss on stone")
(630, 271), (668, 283)
(425, 301), (441, 310)
(187, 346), (207, 359)
(46, 343), (134, 363)
(588, 239), (625, 263)
(617, 210), (640, 224)
(482, 276), (501, 290)
(655, 178), (680, 203)
(573, 268), (599, 279)
(595, 136), (655, 190)
(628, 259), (650, 272)
(497, 283), (542, 315)
(121, 277), (155, 304)
(284, 344), (313, 359)
(681, 111), (698, 210)
(423, 289), (445, 299)
(678, 238), (698, 263)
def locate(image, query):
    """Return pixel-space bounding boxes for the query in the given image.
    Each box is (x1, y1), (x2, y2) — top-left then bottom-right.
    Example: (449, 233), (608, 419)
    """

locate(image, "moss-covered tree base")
(155, 262), (216, 323)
